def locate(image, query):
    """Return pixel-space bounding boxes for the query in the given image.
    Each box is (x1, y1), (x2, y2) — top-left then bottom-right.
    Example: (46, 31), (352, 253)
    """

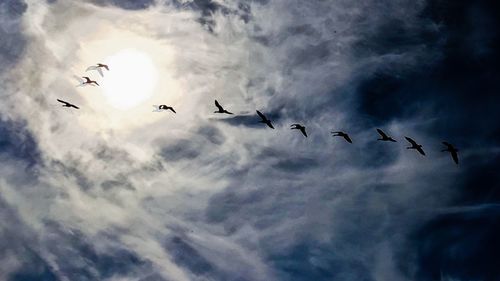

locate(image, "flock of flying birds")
(57, 63), (460, 165)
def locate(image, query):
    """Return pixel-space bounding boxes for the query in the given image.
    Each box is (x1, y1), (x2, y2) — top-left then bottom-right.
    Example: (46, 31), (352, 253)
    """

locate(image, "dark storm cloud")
(352, 0), (500, 280)
(164, 236), (215, 276)
(0, 0), (27, 66)
(0, 119), (41, 169)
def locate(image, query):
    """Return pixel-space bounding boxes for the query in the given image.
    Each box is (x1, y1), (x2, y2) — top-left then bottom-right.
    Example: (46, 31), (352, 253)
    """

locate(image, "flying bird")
(441, 142), (459, 165)
(376, 128), (397, 142)
(331, 131), (352, 143)
(57, 99), (79, 109)
(75, 76), (99, 87)
(256, 110), (274, 129)
(86, 63), (109, 77)
(153, 104), (176, 113)
(214, 100), (233, 114)
(405, 136), (425, 156)
(291, 124), (307, 137)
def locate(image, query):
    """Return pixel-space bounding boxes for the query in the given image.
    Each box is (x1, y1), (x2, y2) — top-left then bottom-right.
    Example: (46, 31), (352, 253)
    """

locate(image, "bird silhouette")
(256, 110), (274, 129)
(75, 76), (99, 86)
(405, 136), (425, 156)
(214, 100), (233, 114)
(155, 104), (176, 113)
(376, 128), (397, 142)
(291, 124), (307, 137)
(331, 131), (352, 143)
(86, 63), (109, 77)
(441, 142), (459, 165)
(57, 99), (79, 109)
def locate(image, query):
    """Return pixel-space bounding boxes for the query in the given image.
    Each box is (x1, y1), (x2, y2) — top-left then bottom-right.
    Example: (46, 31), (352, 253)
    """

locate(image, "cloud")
(0, 0), (499, 280)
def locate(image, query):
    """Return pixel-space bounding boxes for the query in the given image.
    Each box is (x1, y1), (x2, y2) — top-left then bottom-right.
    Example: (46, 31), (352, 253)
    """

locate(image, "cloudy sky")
(1, 0), (499, 280)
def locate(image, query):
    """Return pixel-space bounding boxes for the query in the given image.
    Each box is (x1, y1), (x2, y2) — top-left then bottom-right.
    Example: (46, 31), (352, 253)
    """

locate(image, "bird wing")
(451, 151), (459, 164)
(377, 129), (388, 138)
(86, 66), (98, 71)
(300, 127), (307, 137)
(97, 67), (104, 77)
(215, 100), (223, 111)
(267, 122), (274, 129)
(344, 134), (352, 143)
(101, 64), (109, 70)
(169, 107), (176, 113)
(70, 104), (80, 109)
(57, 99), (69, 106)
(416, 146), (426, 156)
(74, 75), (85, 84)
(256, 110), (266, 120)
(442, 142), (453, 149)
(405, 137), (418, 146)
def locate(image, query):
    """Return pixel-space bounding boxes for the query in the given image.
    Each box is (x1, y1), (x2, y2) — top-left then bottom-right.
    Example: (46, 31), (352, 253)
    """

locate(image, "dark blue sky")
(0, 0), (499, 280)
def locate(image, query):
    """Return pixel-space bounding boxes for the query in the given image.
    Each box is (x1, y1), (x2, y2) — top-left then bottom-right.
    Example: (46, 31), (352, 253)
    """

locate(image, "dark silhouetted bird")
(57, 99), (79, 109)
(291, 124), (307, 137)
(442, 142), (459, 165)
(86, 63), (109, 77)
(214, 100), (233, 114)
(256, 110), (274, 129)
(331, 131), (352, 143)
(157, 105), (176, 113)
(405, 136), (425, 156)
(376, 128), (397, 142)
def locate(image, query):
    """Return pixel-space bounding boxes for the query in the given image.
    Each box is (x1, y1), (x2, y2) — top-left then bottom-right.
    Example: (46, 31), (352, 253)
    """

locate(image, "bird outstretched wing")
(74, 75), (85, 86)
(300, 127), (307, 137)
(343, 134), (352, 143)
(451, 150), (459, 164)
(442, 142), (453, 149)
(377, 129), (388, 138)
(57, 99), (69, 106)
(416, 146), (426, 156)
(405, 137), (418, 146)
(256, 110), (266, 120)
(215, 100), (223, 111)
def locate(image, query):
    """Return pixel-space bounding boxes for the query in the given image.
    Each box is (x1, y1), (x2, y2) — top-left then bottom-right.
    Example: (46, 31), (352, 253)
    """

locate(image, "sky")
(0, 0), (499, 280)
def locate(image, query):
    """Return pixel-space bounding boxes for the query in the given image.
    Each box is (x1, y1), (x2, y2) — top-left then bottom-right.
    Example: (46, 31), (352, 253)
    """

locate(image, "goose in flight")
(153, 104), (176, 113)
(86, 63), (109, 77)
(376, 128), (397, 142)
(441, 142), (459, 165)
(256, 110), (274, 129)
(291, 124), (307, 137)
(57, 99), (79, 109)
(331, 131), (352, 143)
(214, 100), (233, 114)
(405, 136), (425, 156)
(75, 76), (99, 87)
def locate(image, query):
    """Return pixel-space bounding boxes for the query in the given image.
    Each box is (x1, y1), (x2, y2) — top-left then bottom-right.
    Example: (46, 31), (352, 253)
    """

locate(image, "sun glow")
(73, 28), (185, 131)
(101, 49), (158, 110)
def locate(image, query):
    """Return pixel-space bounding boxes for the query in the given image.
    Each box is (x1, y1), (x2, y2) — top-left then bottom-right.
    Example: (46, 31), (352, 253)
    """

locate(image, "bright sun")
(101, 49), (158, 110)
